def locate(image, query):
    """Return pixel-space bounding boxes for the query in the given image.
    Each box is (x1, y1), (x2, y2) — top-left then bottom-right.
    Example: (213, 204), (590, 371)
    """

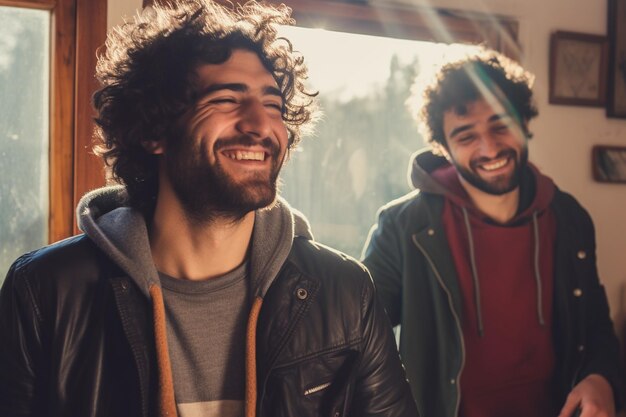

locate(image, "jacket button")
(296, 288), (308, 300)
(121, 280), (129, 291)
(573, 288), (583, 297)
(450, 379), (456, 384)
(427, 228), (435, 236)
(578, 344), (585, 352)
(577, 250), (587, 260)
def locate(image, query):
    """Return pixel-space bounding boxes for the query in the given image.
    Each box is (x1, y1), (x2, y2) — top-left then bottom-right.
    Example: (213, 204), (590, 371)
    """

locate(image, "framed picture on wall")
(592, 145), (626, 183)
(549, 31), (608, 107)
(607, 0), (626, 118)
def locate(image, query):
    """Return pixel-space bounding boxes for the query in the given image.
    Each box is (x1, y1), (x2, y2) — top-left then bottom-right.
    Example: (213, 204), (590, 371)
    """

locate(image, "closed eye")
(457, 134), (475, 144)
(210, 97), (237, 104)
(265, 102), (283, 111)
(492, 124), (510, 134)
(193, 96), (238, 109)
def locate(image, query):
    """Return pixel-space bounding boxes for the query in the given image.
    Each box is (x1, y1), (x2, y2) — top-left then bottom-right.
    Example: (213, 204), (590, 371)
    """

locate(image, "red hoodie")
(432, 163), (558, 417)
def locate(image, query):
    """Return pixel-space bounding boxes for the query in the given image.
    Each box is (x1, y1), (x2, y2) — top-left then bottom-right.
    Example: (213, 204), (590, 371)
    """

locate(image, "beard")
(452, 146), (528, 196)
(165, 133), (284, 224)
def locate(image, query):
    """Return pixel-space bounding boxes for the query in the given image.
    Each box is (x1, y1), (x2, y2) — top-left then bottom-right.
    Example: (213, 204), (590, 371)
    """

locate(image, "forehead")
(193, 49), (278, 90)
(445, 97), (508, 122)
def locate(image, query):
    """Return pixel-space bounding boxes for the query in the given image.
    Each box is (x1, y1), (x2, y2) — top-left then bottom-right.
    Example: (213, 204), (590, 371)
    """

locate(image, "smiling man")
(362, 51), (623, 417)
(0, 1), (417, 417)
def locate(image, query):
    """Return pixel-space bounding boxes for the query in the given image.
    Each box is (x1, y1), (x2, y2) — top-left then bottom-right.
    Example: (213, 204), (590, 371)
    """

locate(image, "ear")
(142, 139), (165, 155)
(433, 141), (451, 161)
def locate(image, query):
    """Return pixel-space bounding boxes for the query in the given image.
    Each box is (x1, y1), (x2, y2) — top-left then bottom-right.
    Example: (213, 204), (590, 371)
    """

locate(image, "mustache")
(470, 149), (517, 167)
(214, 135), (280, 157)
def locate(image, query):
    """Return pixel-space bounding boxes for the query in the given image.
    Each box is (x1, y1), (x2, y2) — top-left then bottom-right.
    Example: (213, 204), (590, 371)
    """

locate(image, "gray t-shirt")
(159, 262), (249, 417)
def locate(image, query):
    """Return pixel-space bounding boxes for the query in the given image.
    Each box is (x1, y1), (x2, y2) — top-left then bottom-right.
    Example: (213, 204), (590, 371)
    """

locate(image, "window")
(0, 0), (107, 281)
(0, 6), (50, 275)
(279, 28), (480, 257)
(274, 1), (518, 258)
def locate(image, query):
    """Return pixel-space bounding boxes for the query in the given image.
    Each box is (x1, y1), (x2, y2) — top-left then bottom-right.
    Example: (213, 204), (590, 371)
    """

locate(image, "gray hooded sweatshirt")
(77, 185), (313, 417)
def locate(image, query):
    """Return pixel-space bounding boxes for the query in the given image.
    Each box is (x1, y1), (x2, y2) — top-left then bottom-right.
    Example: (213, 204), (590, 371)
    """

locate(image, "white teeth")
(482, 158), (508, 171)
(225, 151), (265, 161)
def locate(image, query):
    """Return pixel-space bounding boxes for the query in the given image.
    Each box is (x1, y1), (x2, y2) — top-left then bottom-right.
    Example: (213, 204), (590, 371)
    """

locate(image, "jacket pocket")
(262, 349), (358, 417)
(304, 381), (332, 396)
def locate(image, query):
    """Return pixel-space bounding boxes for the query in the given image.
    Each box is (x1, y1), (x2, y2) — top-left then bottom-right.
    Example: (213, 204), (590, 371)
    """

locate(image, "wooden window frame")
(144, 0), (519, 57)
(270, 0), (519, 58)
(1, 0), (107, 242)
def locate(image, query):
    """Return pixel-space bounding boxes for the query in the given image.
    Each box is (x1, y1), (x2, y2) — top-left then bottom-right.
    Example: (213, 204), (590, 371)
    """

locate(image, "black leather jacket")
(0, 234), (417, 417)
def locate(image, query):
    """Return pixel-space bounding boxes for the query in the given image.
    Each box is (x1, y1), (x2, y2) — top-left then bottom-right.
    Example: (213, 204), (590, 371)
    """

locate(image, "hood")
(250, 197), (313, 298)
(77, 185), (157, 298)
(77, 185), (313, 299)
(408, 148), (555, 223)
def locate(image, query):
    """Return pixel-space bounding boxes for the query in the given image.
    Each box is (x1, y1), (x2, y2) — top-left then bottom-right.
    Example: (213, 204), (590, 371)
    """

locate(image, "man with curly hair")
(0, 1), (417, 416)
(362, 50), (623, 417)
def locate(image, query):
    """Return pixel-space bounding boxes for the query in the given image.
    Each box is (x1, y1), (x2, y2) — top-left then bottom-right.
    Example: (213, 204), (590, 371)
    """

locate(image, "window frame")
(142, 0), (519, 57)
(271, 0), (519, 58)
(0, 0), (107, 242)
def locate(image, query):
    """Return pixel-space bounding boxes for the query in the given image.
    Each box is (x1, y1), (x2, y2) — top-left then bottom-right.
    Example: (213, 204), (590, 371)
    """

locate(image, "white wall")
(107, 0), (142, 30)
(106, 0), (626, 331)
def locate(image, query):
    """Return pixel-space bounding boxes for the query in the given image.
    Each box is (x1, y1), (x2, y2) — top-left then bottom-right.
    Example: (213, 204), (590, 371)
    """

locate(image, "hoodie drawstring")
(461, 208), (546, 337)
(149, 284), (177, 417)
(461, 208), (485, 338)
(532, 211), (545, 326)
(245, 296), (263, 417)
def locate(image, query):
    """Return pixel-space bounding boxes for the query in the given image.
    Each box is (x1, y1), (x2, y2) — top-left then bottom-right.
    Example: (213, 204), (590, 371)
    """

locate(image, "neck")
(459, 176), (520, 224)
(149, 186), (255, 281)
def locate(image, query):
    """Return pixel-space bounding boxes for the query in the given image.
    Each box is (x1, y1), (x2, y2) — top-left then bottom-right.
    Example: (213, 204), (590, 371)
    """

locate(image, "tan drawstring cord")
(245, 296), (263, 417)
(149, 284), (178, 417)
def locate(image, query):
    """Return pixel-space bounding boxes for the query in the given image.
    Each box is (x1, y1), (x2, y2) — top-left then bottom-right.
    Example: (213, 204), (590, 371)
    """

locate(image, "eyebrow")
(448, 113), (511, 139)
(196, 83), (283, 100)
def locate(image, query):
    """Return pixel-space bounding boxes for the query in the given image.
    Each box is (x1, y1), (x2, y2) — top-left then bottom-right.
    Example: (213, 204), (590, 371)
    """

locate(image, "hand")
(558, 374), (615, 417)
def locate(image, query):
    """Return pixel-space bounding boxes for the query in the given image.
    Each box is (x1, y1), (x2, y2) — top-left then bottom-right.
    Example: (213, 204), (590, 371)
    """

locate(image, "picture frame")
(607, 0), (626, 118)
(592, 145), (626, 183)
(549, 31), (608, 107)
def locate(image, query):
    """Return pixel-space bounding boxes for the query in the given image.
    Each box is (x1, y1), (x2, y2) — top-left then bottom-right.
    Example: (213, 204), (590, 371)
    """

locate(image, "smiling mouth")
(473, 149), (518, 173)
(223, 150), (266, 161)
(480, 157), (509, 171)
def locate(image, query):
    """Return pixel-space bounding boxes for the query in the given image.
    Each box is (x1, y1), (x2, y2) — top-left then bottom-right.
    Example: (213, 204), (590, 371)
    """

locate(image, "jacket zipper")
(412, 234), (465, 417)
(304, 381), (332, 396)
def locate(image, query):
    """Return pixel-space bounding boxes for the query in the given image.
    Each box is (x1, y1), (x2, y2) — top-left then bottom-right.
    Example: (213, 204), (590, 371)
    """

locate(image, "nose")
(478, 133), (502, 158)
(235, 99), (272, 139)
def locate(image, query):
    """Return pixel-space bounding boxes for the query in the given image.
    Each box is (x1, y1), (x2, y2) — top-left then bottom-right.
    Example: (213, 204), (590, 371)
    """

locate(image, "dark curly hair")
(410, 49), (538, 152)
(93, 0), (318, 215)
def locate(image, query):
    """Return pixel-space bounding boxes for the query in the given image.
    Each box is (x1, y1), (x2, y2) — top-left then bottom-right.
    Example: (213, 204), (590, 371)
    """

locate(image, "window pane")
(0, 6), (50, 282)
(279, 27), (478, 258)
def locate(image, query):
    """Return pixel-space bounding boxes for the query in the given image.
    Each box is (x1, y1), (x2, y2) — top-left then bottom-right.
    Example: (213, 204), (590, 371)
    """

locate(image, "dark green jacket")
(362, 187), (623, 417)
